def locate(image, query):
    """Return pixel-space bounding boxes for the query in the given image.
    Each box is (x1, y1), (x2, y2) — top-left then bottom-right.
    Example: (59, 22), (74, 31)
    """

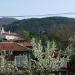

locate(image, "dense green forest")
(4, 17), (75, 39)
(4, 17), (75, 32)
(0, 17), (17, 25)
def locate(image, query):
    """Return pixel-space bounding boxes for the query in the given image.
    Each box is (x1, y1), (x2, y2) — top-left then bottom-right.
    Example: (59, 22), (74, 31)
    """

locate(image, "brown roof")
(18, 41), (32, 47)
(2, 32), (17, 36)
(0, 42), (31, 51)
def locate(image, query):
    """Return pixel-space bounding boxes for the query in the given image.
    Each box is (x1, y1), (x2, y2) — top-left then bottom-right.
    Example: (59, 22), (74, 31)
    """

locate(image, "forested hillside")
(0, 17), (18, 25)
(4, 17), (75, 41)
(5, 17), (75, 32)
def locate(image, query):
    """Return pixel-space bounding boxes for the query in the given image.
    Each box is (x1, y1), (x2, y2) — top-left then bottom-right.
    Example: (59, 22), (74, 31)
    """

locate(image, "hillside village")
(0, 0), (75, 75)
(0, 27), (32, 74)
(0, 27), (74, 75)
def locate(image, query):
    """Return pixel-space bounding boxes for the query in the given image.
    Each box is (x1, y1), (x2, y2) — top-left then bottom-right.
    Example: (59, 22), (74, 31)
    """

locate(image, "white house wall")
(5, 35), (18, 40)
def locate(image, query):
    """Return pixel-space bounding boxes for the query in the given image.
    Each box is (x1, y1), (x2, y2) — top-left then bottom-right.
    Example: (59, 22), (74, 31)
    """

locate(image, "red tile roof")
(18, 41), (32, 47)
(0, 42), (31, 51)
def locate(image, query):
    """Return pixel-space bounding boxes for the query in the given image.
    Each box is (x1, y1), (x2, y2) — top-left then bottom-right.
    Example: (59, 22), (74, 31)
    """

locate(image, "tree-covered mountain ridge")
(6, 17), (75, 34)
(0, 17), (18, 25)
(4, 17), (75, 41)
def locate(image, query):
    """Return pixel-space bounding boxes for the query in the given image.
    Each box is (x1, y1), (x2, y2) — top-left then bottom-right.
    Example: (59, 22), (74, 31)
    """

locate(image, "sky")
(0, 0), (75, 19)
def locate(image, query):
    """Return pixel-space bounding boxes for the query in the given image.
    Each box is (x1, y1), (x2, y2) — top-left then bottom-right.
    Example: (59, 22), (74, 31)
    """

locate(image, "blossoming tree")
(31, 38), (70, 74)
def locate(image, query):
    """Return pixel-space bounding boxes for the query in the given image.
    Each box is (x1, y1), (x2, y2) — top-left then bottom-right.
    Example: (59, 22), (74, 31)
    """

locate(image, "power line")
(1, 12), (75, 17)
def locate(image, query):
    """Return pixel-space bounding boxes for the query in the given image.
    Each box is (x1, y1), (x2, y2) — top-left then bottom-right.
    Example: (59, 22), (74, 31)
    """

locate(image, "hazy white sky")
(0, 0), (75, 19)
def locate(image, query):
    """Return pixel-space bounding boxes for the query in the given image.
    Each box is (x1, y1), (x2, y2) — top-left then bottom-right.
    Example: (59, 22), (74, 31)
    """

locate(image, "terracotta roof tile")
(0, 42), (31, 51)
(18, 41), (32, 47)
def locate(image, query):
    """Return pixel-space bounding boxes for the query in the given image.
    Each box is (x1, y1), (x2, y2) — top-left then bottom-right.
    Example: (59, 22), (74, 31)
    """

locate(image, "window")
(15, 55), (28, 68)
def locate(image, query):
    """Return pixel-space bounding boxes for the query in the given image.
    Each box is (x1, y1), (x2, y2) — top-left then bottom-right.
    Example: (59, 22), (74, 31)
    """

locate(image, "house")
(0, 27), (25, 41)
(0, 27), (32, 71)
(0, 42), (32, 70)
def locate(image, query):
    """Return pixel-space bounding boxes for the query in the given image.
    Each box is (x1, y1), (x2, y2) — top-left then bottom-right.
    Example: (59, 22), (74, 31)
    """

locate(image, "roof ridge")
(0, 42), (15, 43)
